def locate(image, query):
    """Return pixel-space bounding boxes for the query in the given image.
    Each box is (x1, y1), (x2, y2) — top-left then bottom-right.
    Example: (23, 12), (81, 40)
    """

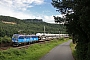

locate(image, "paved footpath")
(40, 40), (75, 60)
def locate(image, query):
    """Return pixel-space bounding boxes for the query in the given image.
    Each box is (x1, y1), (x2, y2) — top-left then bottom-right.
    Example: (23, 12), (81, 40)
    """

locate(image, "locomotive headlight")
(15, 40), (18, 42)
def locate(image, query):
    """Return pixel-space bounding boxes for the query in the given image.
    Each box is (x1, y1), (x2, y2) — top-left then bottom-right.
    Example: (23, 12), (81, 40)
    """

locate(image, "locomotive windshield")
(12, 34), (18, 39)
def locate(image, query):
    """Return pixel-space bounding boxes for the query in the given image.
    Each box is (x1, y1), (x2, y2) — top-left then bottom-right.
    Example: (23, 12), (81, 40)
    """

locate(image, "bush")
(76, 42), (88, 60)
(0, 36), (11, 43)
(87, 42), (90, 60)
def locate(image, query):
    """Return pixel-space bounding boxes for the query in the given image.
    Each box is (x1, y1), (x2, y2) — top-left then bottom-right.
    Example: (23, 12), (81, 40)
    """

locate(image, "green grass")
(0, 38), (69, 60)
(70, 42), (77, 60)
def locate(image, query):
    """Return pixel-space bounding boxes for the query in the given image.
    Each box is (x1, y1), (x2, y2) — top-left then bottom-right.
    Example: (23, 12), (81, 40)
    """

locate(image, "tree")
(51, 0), (90, 60)
(53, 16), (64, 23)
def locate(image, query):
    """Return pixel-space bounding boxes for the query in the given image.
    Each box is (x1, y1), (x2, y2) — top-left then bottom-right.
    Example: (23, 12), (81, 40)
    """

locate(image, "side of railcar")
(31, 35), (39, 42)
(12, 34), (39, 46)
(18, 35), (26, 44)
(25, 35), (39, 43)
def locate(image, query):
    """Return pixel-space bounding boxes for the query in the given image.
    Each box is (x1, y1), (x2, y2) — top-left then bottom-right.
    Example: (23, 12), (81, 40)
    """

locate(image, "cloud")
(0, 0), (63, 23)
(0, 4), (62, 23)
(42, 15), (63, 23)
(43, 15), (54, 23)
(0, 0), (44, 11)
(0, 0), (45, 18)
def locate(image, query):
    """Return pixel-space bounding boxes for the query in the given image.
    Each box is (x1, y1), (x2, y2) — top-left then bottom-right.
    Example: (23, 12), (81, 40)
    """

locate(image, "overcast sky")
(0, 0), (62, 23)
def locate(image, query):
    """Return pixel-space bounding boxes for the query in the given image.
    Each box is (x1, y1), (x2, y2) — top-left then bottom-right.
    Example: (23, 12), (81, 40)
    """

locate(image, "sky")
(0, 0), (62, 23)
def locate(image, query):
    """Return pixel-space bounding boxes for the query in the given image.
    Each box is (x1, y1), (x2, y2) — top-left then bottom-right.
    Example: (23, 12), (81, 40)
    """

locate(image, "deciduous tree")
(51, 0), (90, 60)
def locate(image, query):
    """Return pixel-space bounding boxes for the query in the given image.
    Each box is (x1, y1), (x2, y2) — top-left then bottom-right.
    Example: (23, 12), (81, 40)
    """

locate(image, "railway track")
(0, 39), (53, 50)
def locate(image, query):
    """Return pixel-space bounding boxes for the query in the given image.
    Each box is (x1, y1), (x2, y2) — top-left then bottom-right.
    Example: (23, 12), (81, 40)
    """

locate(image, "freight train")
(36, 33), (69, 39)
(12, 33), (69, 46)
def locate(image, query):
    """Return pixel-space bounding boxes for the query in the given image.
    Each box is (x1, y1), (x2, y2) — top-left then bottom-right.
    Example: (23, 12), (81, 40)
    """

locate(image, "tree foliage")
(0, 15), (66, 43)
(51, 0), (90, 60)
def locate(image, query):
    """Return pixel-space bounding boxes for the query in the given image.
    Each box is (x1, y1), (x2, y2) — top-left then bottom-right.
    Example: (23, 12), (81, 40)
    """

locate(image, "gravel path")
(40, 40), (75, 60)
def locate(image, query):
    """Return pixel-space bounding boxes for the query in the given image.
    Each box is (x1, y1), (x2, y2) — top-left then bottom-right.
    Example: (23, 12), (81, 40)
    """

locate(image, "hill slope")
(0, 15), (66, 37)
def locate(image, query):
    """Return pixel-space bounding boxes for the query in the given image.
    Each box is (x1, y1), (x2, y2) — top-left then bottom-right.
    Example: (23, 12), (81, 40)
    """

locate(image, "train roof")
(13, 34), (37, 36)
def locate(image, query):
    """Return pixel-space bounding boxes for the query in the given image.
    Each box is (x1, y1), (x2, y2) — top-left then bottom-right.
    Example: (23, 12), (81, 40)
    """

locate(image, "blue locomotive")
(12, 34), (39, 46)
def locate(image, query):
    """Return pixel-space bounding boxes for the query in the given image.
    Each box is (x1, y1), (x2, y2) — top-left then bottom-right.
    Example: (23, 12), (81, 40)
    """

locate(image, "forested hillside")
(0, 15), (66, 38)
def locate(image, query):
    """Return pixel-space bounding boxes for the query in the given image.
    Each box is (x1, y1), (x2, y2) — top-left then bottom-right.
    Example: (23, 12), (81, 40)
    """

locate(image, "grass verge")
(70, 42), (77, 60)
(0, 38), (69, 60)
